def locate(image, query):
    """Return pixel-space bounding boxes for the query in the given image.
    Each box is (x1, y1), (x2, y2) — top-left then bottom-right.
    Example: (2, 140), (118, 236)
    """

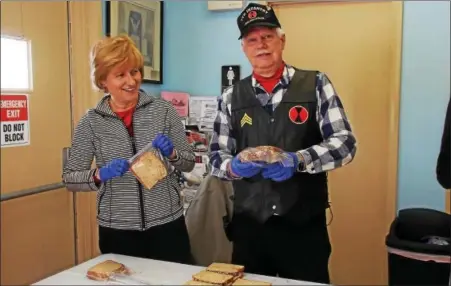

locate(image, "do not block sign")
(1, 94), (30, 148)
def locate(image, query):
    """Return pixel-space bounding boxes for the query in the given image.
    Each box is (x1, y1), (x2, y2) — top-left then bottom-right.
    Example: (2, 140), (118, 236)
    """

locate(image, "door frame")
(268, 0), (403, 260)
(446, 190), (450, 214)
(67, 1), (103, 264)
(1, 2), (78, 283)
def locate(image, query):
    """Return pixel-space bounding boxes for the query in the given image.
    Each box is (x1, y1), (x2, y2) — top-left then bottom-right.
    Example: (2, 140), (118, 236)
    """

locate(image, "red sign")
(1, 94), (30, 147)
(1, 94), (28, 122)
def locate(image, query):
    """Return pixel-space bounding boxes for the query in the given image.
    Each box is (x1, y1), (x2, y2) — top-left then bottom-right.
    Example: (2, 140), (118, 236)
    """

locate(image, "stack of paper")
(188, 97), (218, 131)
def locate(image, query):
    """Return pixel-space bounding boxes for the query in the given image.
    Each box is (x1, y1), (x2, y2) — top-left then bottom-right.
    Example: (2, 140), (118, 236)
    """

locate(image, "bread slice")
(206, 263), (245, 278)
(232, 278), (272, 286)
(86, 260), (128, 281)
(192, 270), (235, 286)
(130, 151), (168, 189)
(184, 280), (217, 285)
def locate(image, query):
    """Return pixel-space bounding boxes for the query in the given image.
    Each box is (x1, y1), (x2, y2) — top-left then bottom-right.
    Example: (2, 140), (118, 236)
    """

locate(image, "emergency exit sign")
(1, 94), (30, 148)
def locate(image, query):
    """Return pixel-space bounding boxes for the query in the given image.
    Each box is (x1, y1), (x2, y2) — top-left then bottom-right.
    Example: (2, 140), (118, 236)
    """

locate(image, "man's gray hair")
(275, 28), (285, 37)
(241, 27), (285, 44)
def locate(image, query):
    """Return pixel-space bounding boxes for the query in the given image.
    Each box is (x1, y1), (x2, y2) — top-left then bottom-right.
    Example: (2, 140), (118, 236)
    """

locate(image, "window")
(1, 36), (32, 91)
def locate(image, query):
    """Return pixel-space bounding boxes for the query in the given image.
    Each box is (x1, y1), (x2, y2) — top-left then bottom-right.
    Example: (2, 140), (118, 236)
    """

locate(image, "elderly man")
(208, 3), (357, 284)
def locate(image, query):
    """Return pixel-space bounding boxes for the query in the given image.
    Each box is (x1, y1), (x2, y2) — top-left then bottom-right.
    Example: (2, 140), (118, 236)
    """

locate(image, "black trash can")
(386, 208), (451, 286)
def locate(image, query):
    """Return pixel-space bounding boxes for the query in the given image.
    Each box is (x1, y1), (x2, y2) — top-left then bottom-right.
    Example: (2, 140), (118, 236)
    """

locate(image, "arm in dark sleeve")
(436, 95), (451, 189)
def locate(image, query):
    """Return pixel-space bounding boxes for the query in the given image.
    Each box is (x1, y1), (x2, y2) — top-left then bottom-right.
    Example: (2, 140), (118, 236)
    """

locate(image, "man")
(436, 95), (450, 189)
(208, 3), (357, 284)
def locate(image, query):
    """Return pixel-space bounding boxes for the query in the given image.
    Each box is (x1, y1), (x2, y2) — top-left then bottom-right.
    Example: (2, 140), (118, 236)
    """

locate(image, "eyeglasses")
(243, 34), (276, 47)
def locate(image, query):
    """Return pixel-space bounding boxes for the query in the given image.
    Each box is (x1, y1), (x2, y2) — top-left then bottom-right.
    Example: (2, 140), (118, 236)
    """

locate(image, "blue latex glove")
(152, 134), (174, 157)
(98, 159), (129, 182)
(230, 156), (263, 178)
(262, 152), (299, 182)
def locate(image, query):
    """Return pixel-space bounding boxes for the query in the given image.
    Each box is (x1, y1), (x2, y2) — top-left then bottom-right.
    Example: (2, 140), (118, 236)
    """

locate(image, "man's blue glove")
(230, 156), (262, 178)
(152, 134), (174, 157)
(262, 152), (299, 182)
(98, 159), (129, 182)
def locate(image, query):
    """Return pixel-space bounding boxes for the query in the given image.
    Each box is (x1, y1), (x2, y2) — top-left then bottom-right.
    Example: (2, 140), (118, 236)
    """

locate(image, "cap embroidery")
(237, 3), (281, 39)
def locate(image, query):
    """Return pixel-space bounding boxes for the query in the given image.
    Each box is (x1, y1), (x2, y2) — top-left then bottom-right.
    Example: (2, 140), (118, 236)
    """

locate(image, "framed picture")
(106, 1), (164, 84)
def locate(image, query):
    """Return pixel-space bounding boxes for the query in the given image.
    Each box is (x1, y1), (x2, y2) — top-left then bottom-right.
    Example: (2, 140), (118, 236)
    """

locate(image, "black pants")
(231, 212), (331, 284)
(98, 216), (193, 265)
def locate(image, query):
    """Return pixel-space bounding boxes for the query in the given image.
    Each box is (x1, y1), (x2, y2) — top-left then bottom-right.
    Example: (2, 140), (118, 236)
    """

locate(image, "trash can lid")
(385, 208), (451, 255)
(393, 208), (450, 240)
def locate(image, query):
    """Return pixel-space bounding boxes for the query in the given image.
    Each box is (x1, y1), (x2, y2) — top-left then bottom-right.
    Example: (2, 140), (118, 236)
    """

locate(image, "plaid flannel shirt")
(208, 64), (357, 180)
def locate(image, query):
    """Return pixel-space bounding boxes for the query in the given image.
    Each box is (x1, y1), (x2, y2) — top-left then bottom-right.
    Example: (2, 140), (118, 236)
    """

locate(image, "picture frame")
(105, 1), (164, 84)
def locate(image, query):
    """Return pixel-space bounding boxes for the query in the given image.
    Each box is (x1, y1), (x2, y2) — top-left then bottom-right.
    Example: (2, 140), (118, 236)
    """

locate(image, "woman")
(63, 35), (195, 264)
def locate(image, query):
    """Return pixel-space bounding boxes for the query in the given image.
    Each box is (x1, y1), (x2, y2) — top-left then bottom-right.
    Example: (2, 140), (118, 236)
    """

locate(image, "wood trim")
(446, 190), (450, 214)
(68, 1), (103, 264)
(385, 1), (403, 239)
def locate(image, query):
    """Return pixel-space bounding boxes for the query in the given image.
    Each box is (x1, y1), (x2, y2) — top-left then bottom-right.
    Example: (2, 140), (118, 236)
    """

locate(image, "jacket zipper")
(94, 108), (147, 230)
(118, 117), (146, 231)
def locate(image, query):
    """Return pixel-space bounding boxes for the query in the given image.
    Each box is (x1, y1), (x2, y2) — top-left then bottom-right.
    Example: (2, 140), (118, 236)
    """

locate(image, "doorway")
(1, 2), (75, 285)
(272, 2), (403, 285)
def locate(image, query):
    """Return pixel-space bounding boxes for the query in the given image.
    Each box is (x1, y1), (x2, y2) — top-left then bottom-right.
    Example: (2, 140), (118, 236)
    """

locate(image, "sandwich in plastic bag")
(128, 142), (172, 190)
(237, 145), (295, 167)
(86, 259), (151, 284)
(86, 260), (132, 281)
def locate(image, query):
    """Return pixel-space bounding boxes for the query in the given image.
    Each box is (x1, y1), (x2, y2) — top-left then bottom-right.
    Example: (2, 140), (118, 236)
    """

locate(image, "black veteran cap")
(237, 3), (281, 39)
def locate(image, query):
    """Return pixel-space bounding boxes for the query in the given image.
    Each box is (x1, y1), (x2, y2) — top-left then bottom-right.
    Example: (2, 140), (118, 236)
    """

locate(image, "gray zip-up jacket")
(63, 90), (195, 231)
(185, 175), (234, 266)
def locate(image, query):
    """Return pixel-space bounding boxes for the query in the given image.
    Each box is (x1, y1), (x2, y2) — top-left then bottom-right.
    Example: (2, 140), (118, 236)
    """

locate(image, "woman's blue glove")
(98, 159), (129, 182)
(230, 156), (262, 178)
(152, 134), (174, 157)
(261, 152), (299, 182)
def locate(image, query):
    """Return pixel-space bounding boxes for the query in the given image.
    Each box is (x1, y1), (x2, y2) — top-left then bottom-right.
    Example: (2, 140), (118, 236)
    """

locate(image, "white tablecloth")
(34, 253), (326, 285)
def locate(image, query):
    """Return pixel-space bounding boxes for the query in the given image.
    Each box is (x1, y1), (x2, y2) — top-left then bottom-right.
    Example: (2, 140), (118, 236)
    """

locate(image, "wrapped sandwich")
(206, 263), (245, 279)
(184, 280), (217, 285)
(129, 143), (170, 190)
(232, 278), (272, 286)
(86, 260), (130, 281)
(192, 270), (235, 286)
(238, 146), (295, 167)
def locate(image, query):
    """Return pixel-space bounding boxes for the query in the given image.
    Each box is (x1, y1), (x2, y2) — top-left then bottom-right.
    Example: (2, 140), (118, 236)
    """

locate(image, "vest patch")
(288, 105), (309, 124)
(240, 113), (252, 127)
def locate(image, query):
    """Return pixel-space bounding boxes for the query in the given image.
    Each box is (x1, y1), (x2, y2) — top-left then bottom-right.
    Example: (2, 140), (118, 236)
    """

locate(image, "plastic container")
(128, 142), (172, 190)
(385, 208), (451, 285)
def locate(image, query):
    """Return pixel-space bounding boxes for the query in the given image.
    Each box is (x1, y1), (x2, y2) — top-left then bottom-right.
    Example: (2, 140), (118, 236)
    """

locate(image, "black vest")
(230, 69), (329, 225)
